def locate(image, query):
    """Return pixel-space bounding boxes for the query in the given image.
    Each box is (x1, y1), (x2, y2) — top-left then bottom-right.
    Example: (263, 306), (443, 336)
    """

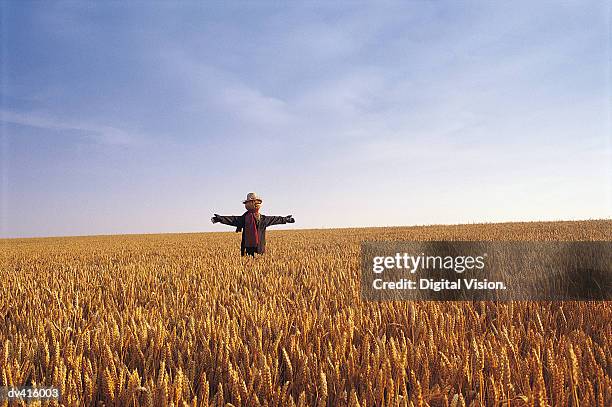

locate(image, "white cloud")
(218, 86), (292, 128)
(0, 110), (144, 146)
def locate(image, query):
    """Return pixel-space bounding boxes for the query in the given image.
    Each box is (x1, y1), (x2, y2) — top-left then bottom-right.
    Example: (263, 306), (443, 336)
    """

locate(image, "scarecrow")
(211, 193), (295, 256)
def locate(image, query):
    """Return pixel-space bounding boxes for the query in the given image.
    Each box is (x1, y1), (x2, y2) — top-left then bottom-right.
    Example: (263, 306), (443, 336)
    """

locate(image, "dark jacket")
(215, 212), (289, 255)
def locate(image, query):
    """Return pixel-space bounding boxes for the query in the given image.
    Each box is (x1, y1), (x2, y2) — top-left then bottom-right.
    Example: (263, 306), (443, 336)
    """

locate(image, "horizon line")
(2, 217), (610, 241)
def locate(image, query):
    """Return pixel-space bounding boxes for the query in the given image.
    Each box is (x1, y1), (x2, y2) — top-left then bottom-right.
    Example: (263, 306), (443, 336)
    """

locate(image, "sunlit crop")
(1, 220), (610, 406)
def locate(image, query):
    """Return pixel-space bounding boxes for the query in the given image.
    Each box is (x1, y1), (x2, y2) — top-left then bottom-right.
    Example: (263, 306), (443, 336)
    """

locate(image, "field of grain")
(0, 220), (610, 406)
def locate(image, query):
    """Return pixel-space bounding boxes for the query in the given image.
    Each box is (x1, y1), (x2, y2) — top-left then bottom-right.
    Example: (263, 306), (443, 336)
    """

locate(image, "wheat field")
(0, 220), (610, 406)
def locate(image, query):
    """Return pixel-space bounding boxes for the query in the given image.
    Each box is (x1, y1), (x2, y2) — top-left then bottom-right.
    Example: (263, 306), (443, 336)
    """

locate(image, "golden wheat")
(0, 220), (610, 406)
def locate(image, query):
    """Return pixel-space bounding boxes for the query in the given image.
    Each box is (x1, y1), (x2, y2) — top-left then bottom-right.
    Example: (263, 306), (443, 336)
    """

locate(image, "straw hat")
(243, 192), (263, 204)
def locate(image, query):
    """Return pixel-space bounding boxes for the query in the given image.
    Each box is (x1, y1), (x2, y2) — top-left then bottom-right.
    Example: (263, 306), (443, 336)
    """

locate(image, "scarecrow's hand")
(285, 215), (295, 223)
(211, 214), (221, 224)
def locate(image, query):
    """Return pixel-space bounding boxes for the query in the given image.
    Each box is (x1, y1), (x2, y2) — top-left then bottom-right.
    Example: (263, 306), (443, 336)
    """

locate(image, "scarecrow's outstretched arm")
(211, 214), (243, 227)
(264, 215), (295, 227)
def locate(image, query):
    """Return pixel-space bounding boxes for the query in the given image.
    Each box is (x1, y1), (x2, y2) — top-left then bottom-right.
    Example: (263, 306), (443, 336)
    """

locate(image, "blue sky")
(1, 1), (610, 238)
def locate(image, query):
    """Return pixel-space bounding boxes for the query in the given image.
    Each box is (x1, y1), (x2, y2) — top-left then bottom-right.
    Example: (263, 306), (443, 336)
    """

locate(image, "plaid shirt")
(214, 212), (289, 255)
